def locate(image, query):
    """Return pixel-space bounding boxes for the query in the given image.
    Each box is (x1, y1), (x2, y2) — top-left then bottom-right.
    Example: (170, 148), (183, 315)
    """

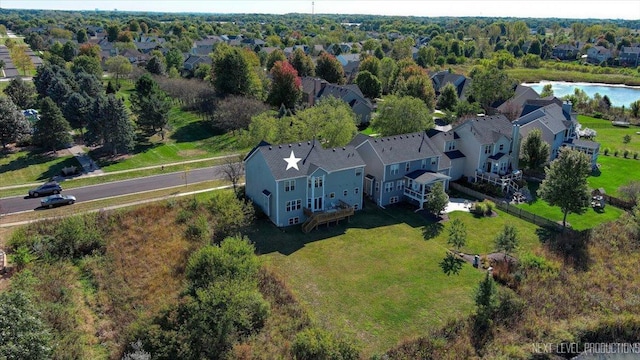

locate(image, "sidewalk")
(0, 152), (240, 191)
(66, 145), (105, 176)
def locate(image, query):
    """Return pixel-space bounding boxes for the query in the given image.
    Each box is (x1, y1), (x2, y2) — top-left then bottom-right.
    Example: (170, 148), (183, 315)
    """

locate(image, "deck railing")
(301, 200), (354, 233)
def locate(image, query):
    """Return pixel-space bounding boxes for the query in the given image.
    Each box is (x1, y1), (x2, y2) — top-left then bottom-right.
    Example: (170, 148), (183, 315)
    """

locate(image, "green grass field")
(92, 105), (245, 172)
(249, 204), (543, 356)
(578, 115), (640, 154)
(0, 149), (76, 186)
(517, 181), (625, 230)
(588, 155), (639, 197)
(507, 67), (640, 86)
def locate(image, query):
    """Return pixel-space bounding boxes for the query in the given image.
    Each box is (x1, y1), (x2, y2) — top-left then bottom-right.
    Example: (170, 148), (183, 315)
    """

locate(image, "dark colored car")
(40, 194), (76, 208)
(28, 181), (62, 197)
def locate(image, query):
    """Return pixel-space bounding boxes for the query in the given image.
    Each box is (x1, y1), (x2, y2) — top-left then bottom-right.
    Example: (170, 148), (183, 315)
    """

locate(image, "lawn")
(0, 149), (76, 186)
(578, 115), (640, 154)
(248, 204), (543, 356)
(517, 181), (625, 231)
(92, 105), (246, 172)
(588, 155), (639, 197)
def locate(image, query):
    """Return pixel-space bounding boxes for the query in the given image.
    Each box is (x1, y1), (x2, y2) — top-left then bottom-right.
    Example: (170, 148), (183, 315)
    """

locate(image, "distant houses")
(301, 77), (373, 124)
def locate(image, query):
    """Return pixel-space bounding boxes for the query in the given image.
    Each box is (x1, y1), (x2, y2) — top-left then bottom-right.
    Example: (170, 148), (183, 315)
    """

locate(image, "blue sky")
(2, 0), (639, 19)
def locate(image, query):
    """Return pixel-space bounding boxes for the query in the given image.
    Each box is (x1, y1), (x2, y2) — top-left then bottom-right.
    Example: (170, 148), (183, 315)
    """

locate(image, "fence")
(602, 194), (635, 211)
(450, 183), (565, 232)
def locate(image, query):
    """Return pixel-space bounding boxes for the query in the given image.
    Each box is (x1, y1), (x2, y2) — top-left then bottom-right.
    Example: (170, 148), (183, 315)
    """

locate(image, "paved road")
(0, 165), (228, 215)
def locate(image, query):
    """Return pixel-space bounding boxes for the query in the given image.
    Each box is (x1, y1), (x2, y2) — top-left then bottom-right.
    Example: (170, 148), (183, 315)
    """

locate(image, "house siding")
(355, 141), (385, 204)
(245, 154), (278, 223)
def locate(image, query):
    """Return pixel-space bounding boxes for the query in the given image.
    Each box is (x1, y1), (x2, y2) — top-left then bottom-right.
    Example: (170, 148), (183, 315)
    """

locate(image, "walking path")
(66, 145), (104, 176)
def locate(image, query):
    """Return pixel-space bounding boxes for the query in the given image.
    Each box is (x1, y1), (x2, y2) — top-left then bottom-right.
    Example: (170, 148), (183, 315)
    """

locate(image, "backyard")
(517, 181), (625, 230)
(578, 114), (640, 154)
(248, 203), (543, 356)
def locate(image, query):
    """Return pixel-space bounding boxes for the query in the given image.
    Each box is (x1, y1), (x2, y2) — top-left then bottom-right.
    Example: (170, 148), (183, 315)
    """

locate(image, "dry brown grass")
(83, 204), (199, 358)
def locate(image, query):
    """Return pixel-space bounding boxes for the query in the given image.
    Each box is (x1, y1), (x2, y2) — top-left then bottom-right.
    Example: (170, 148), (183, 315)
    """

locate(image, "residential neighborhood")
(0, 4), (639, 360)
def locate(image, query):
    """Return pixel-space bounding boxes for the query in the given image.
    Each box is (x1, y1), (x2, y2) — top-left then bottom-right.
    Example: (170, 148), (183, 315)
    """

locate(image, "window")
(384, 182), (393, 193)
(390, 164), (399, 175)
(396, 180), (403, 190)
(307, 199), (312, 208)
(431, 158), (437, 165)
(375, 182), (380, 192)
(354, 187), (359, 195)
(405, 162), (411, 172)
(499, 144), (504, 151)
(343, 190), (348, 196)
(355, 168), (362, 176)
(447, 141), (456, 151)
(354, 204), (359, 210)
(288, 217), (299, 225)
(308, 179), (312, 188)
(484, 145), (492, 154)
(314, 177), (323, 188)
(389, 196), (399, 204)
(284, 180), (295, 192)
(329, 192), (335, 199)
(421, 159), (427, 169)
(286, 199), (301, 212)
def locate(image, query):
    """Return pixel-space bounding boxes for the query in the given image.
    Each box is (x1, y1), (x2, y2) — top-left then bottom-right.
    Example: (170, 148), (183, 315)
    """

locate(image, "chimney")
(511, 124), (520, 170)
(562, 101), (574, 121)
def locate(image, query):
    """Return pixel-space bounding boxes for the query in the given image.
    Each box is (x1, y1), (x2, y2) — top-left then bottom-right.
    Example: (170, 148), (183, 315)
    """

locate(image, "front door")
(485, 162), (491, 172)
(364, 176), (373, 198)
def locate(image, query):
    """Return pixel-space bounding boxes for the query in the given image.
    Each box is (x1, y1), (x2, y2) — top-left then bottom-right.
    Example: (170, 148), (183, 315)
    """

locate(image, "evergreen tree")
(0, 291), (53, 359)
(33, 97), (72, 152)
(146, 56), (166, 75)
(106, 80), (117, 94)
(88, 95), (135, 155)
(131, 76), (171, 139)
(45, 77), (73, 109)
(62, 41), (76, 62)
(63, 92), (91, 134)
(3, 77), (36, 109)
(0, 97), (31, 149)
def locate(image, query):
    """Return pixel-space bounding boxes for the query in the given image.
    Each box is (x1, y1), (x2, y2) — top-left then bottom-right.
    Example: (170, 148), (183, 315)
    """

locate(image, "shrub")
(634, 152), (639, 160)
(623, 149), (630, 158)
(614, 149), (619, 157)
(484, 200), (495, 215)
(292, 327), (360, 360)
(184, 214), (211, 242)
(603, 148), (610, 156)
(473, 202), (487, 216)
(175, 209), (192, 224)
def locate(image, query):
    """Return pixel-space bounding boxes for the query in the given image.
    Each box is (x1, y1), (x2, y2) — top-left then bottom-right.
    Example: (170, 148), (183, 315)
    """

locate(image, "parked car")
(40, 194), (76, 208)
(28, 181), (62, 197)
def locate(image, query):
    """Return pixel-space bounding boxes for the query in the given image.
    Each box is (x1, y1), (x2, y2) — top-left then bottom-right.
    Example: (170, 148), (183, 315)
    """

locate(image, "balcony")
(301, 200), (355, 233)
(475, 169), (522, 194)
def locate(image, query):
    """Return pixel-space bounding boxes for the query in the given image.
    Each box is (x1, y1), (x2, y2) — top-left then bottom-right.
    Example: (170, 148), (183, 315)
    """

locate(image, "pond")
(521, 81), (640, 108)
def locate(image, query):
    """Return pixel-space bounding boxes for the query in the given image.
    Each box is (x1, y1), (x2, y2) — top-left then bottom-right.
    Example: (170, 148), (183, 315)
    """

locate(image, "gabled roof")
(514, 103), (569, 135)
(497, 85), (540, 113)
(358, 131), (443, 165)
(316, 83), (373, 111)
(405, 169), (451, 184)
(247, 140), (365, 181)
(456, 114), (513, 145)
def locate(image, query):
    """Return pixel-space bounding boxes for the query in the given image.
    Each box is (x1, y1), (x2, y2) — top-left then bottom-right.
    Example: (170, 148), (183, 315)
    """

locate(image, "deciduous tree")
(520, 128), (550, 171)
(315, 52), (345, 84)
(165, 48), (184, 72)
(494, 224), (519, 258)
(146, 55), (166, 75)
(379, 57), (398, 95)
(267, 60), (301, 109)
(538, 148), (592, 229)
(470, 66), (514, 112)
(105, 55), (132, 86)
(359, 55), (380, 77)
(0, 97), (31, 149)
(0, 291), (52, 359)
(372, 95), (433, 136)
(211, 95), (268, 134)
(211, 44), (262, 98)
(354, 70), (382, 99)
(33, 97), (72, 152)
(10, 44), (34, 76)
(425, 182), (449, 215)
(289, 47), (315, 77)
(436, 82), (459, 111)
(71, 55), (103, 78)
(447, 218), (467, 252)
(266, 48), (286, 71)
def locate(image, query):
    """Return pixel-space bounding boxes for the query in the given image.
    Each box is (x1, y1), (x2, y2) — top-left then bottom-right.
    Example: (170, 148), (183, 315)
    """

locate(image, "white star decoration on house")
(283, 150), (302, 171)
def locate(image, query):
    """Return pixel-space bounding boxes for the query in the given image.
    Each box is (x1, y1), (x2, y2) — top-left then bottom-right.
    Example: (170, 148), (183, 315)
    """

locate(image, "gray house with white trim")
(349, 132), (451, 209)
(244, 140), (365, 228)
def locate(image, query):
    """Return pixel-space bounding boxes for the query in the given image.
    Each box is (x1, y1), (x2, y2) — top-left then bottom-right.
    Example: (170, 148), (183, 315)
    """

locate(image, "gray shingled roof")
(459, 115), (513, 144)
(250, 140), (365, 181)
(363, 131), (443, 165)
(514, 103), (568, 135)
(445, 150), (465, 159)
(564, 138), (600, 149)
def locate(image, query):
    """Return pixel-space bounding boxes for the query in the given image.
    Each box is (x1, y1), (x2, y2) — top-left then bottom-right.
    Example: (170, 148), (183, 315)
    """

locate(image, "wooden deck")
(475, 170), (522, 195)
(301, 200), (354, 233)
